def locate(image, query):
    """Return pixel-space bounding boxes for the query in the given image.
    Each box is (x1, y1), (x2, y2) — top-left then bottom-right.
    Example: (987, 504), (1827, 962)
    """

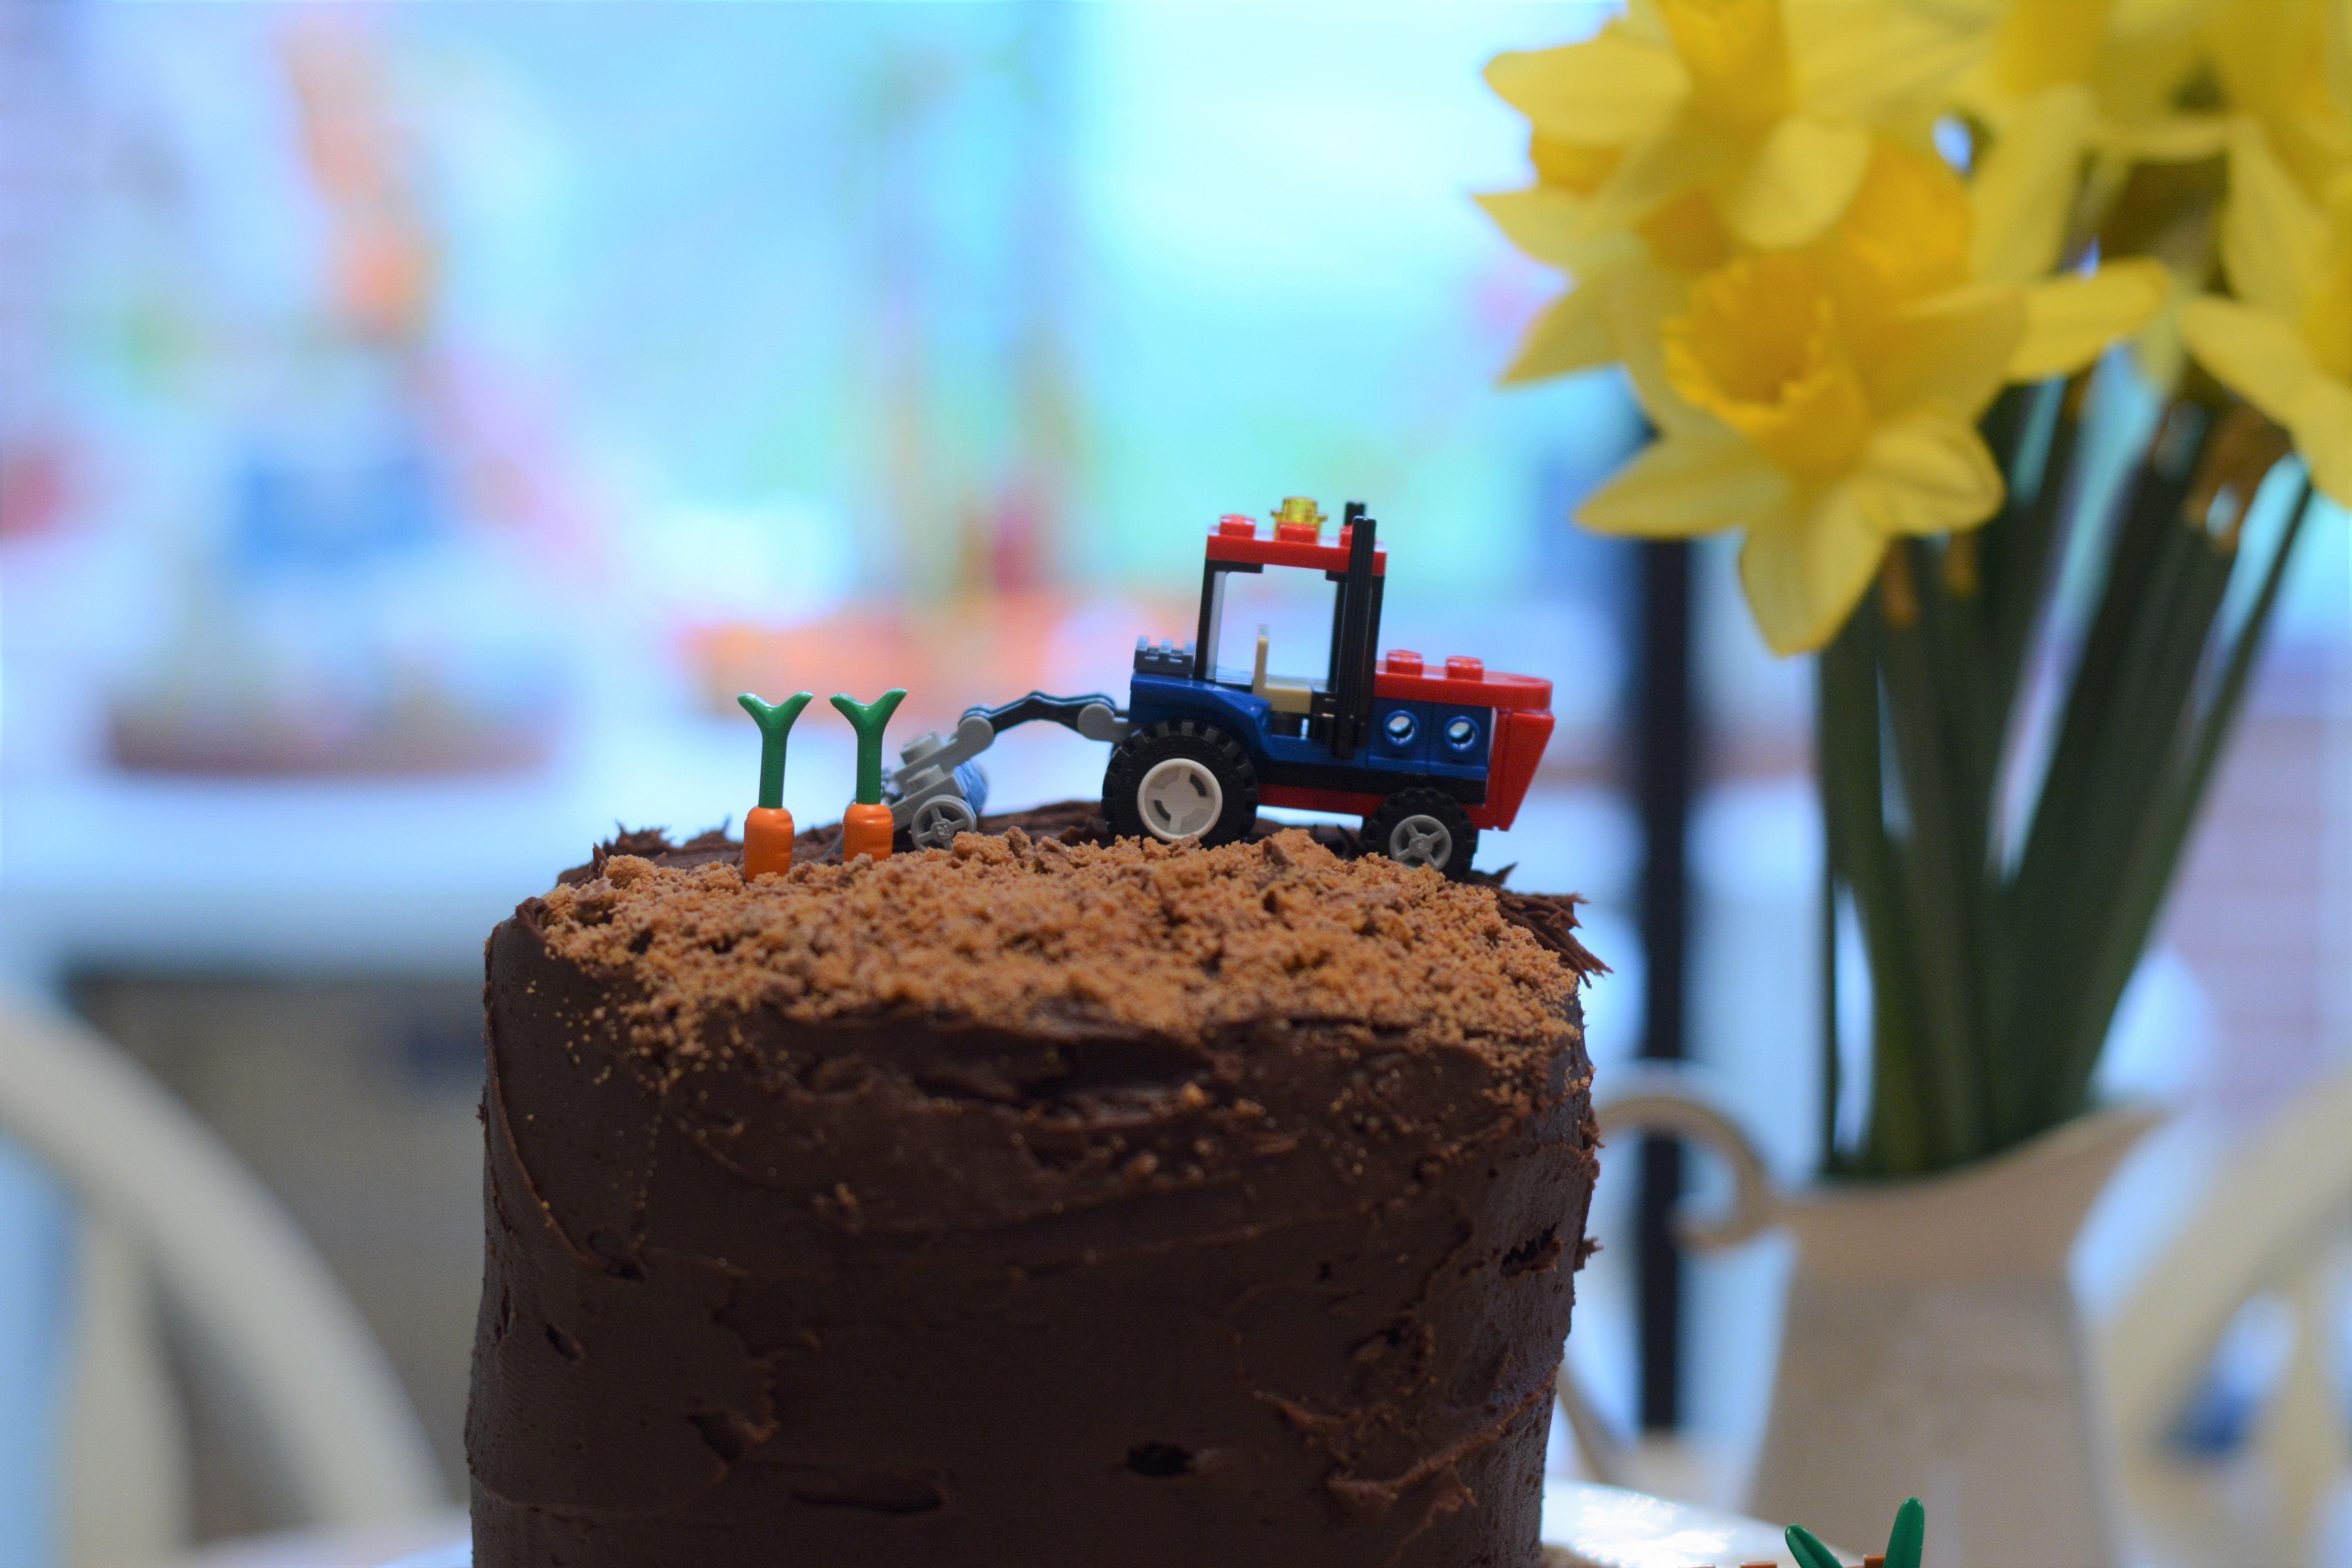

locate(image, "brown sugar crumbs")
(531, 828), (1584, 1057)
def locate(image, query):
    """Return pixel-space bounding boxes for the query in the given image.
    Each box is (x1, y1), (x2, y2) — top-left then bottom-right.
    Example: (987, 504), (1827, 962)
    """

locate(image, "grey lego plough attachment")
(885, 691), (1131, 849)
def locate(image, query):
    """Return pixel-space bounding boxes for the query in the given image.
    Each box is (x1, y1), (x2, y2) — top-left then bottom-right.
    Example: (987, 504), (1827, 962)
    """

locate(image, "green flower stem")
(1821, 385), (2311, 1177)
(830, 689), (907, 806)
(1817, 815), (1841, 1174)
(737, 691), (814, 809)
(1878, 561), (1994, 1163)
(2039, 478), (2313, 1120)
(2010, 419), (2233, 1130)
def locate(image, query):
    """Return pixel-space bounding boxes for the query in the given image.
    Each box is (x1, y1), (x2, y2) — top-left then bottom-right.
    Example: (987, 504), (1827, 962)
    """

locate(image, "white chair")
(0, 991), (448, 1566)
(2100, 1061), (2352, 1568)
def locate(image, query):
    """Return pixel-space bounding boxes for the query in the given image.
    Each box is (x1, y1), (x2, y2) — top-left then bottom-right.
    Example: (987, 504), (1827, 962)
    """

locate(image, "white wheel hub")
(1387, 813), (1452, 869)
(1136, 755), (1223, 841)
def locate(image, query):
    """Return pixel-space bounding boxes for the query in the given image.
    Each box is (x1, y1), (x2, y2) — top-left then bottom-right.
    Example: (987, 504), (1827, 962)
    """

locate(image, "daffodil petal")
(2288, 373), (2352, 511)
(1721, 112), (1874, 248)
(1582, 115), (1736, 243)
(1476, 187), (1608, 270)
(1581, 431), (1791, 538)
(1501, 285), (1621, 383)
(1795, 0), (1985, 122)
(1738, 485), (1885, 655)
(2011, 260), (2171, 380)
(1602, 261), (1716, 438)
(1853, 412), (2006, 535)
(2221, 122), (2328, 318)
(1867, 287), (2028, 419)
(1970, 85), (2095, 285)
(2180, 296), (2320, 428)
(1486, 31), (1689, 144)
(2093, 23), (2208, 148)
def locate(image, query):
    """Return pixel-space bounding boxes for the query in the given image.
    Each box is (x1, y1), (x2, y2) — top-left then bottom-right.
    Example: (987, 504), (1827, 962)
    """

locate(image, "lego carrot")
(830, 688), (906, 862)
(1785, 1496), (1922, 1568)
(737, 691), (813, 878)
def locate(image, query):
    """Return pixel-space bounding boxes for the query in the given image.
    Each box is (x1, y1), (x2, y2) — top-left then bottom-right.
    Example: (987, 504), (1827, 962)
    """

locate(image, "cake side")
(470, 827), (1600, 1568)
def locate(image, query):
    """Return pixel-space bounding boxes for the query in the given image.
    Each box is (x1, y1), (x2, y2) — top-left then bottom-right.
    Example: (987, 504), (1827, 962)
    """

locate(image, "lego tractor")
(881, 499), (1553, 879)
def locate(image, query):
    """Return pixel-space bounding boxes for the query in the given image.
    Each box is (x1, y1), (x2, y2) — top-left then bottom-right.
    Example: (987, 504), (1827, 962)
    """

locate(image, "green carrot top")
(737, 691), (814, 809)
(1786, 1496), (1923, 1568)
(830, 688), (907, 806)
(1784, 1525), (1841, 1568)
(1881, 1497), (1924, 1568)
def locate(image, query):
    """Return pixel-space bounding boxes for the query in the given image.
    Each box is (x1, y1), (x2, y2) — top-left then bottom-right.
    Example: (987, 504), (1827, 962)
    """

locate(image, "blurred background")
(0, 3), (2345, 1565)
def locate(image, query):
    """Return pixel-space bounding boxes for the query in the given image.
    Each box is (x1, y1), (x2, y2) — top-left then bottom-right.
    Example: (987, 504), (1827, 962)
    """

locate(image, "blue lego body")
(1125, 671), (1493, 803)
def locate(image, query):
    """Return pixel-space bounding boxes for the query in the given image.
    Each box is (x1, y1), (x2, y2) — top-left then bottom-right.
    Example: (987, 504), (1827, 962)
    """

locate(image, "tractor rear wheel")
(1364, 788), (1478, 880)
(1103, 722), (1259, 848)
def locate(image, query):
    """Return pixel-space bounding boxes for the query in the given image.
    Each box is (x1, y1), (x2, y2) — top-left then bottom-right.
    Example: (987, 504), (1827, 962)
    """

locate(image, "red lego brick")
(1203, 526), (1388, 575)
(1466, 707), (1553, 830)
(1370, 668), (1550, 710)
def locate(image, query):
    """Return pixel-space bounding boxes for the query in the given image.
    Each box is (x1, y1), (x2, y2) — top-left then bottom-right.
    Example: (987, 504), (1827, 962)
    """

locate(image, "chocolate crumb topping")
(534, 828), (1589, 1059)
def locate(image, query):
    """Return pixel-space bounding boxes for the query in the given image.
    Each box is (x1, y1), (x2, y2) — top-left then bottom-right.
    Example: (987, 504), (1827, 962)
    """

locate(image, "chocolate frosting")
(469, 811), (1599, 1566)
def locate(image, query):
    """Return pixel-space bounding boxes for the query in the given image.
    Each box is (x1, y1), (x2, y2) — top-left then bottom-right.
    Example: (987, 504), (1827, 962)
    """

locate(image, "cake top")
(529, 827), (1594, 1057)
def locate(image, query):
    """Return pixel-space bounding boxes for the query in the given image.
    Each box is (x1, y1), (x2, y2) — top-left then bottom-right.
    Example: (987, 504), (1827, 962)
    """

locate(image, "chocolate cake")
(469, 809), (1601, 1567)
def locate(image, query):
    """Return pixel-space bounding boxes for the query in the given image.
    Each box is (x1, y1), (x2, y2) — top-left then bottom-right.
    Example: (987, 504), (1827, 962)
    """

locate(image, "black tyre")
(1102, 721), (1260, 848)
(1363, 787), (1478, 879)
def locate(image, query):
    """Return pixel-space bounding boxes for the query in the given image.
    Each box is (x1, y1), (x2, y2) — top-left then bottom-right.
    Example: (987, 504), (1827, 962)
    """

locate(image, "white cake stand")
(381, 1482), (1856, 1568)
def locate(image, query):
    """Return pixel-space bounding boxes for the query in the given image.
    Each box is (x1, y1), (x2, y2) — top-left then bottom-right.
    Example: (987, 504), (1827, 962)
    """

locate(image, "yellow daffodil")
(1477, 0), (2150, 388)
(1475, 184), (1730, 383)
(1945, 0), (2351, 389)
(1577, 139), (2164, 653)
(1949, 0), (2350, 178)
(2181, 128), (2352, 506)
(1485, 0), (1982, 257)
(2199, 0), (2352, 201)
(1953, 0), (2218, 163)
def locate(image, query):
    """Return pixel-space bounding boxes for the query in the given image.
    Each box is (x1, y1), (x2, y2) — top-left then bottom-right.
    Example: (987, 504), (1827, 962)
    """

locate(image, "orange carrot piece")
(744, 806), (796, 879)
(841, 802), (894, 862)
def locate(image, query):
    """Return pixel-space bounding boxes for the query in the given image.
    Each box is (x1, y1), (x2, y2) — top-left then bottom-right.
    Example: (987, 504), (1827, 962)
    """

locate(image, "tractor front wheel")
(1103, 722), (1260, 848)
(1363, 788), (1478, 880)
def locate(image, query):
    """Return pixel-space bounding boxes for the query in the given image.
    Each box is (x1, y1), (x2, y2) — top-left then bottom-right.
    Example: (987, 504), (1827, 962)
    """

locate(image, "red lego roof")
(1203, 517), (1387, 575)
(1372, 666), (1550, 711)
